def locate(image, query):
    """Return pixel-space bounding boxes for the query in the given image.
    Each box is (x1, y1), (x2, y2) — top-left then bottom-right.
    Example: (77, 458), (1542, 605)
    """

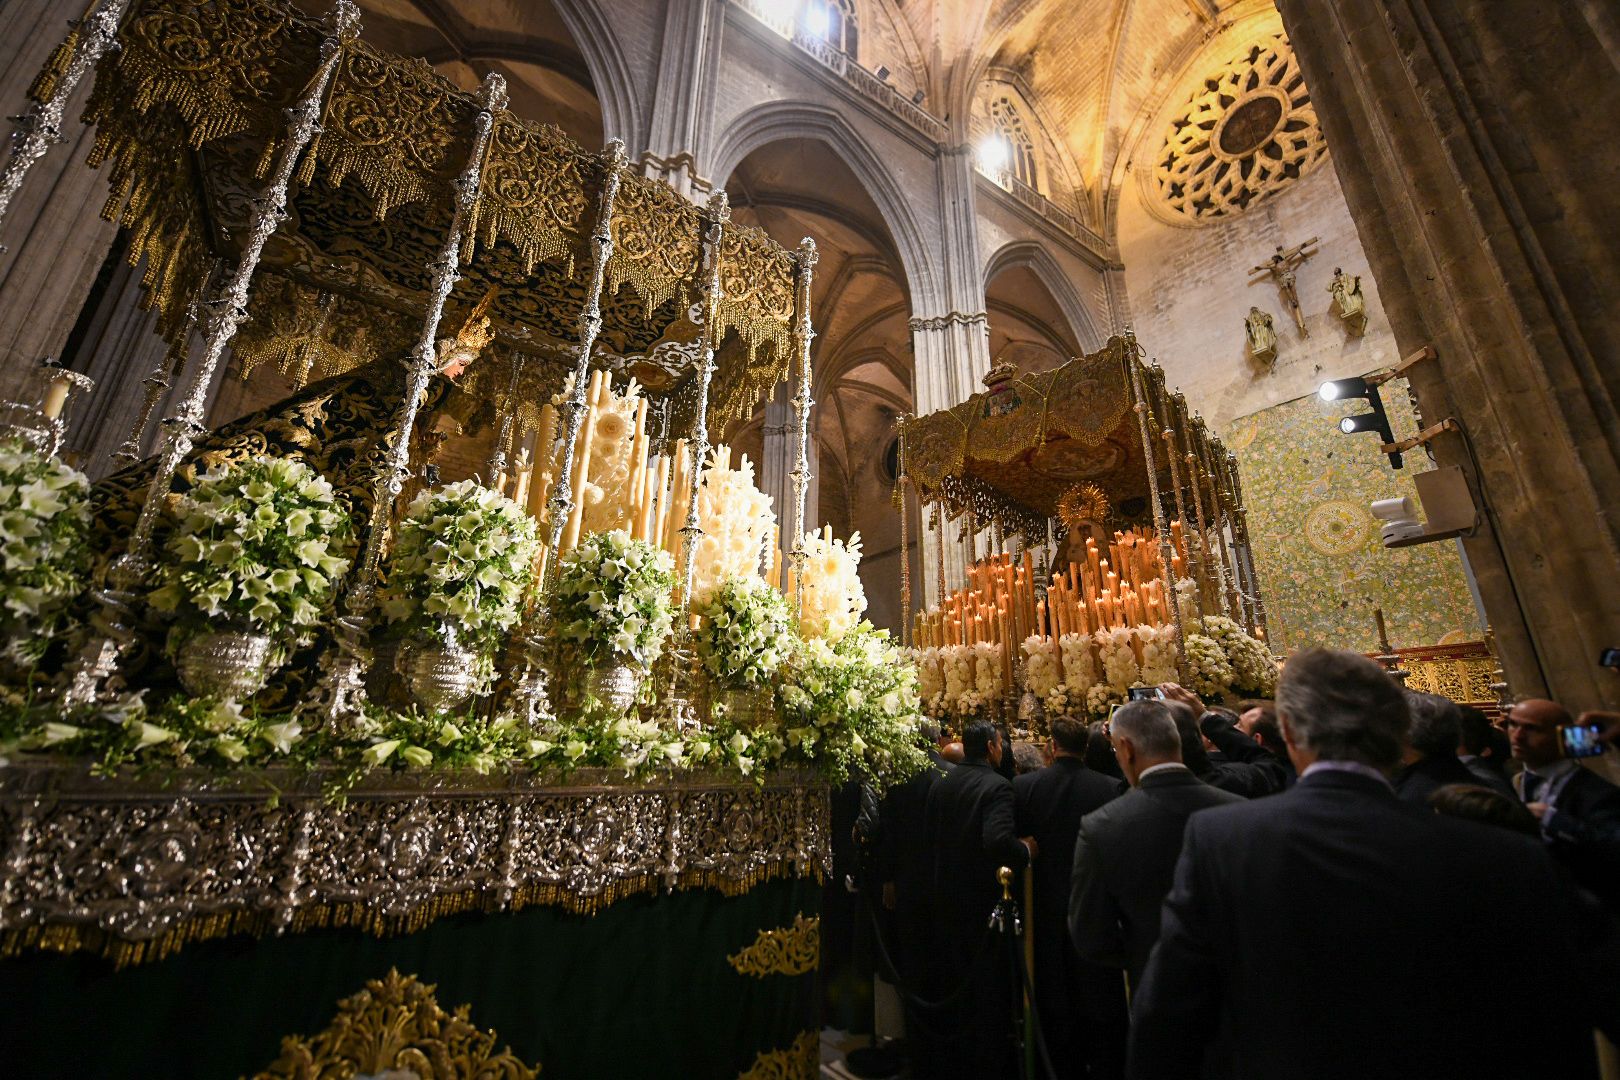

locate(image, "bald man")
(1507, 698), (1620, 907)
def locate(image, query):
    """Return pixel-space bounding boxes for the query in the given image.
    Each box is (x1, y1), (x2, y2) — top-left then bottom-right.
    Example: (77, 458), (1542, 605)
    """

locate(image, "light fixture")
(875, 64), (891, 81)
(1318, 376), (1368, 402)
(911, 89), (926, 105)
(1326, 381), (1401, 467)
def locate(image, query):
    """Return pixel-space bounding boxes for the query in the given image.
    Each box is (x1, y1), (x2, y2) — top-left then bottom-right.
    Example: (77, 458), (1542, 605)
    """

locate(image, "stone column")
(1277, 0), (1620, 710)
(759, 381), (818, 541)
(638, 0), (722, 201)
(0, 0), (120, 404)
(911, 143), (992, 602)
(60, 252), (168, 475)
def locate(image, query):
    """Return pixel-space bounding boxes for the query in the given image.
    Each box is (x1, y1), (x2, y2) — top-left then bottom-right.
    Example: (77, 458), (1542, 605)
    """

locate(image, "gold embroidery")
(738, 1031), (819, 1080)
(253, 970), (537, 1080)
(727, 914), (820, 978)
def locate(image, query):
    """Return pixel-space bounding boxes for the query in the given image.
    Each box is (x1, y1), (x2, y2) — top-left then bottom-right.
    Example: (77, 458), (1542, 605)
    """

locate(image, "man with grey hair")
(1392, 690), (1477, 805)
(1128, 649), (1620, 1080)
(1068, 700), (1241, 993)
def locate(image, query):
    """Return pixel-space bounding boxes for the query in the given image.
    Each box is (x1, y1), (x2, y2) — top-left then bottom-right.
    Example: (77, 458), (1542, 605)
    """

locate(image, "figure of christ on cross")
(1250, 237), (1319, 336)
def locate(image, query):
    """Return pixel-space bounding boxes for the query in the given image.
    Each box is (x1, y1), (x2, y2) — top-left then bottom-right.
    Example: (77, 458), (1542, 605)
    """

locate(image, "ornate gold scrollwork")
(253, 969), (537, 1080)
(737, 1030), (819, 1080)
(727, 913), (820, 978)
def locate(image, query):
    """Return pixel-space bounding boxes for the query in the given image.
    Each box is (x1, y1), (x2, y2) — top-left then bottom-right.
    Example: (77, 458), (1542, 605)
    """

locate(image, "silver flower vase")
(175, 629), (277, 700)
(585, 661), (642, 714)
(396, 633), (481, 713)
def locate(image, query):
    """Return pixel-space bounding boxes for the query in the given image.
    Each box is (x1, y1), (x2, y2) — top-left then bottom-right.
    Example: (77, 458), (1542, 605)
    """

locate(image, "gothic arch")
(707, 103), (942, 314)
(983, 240), (1105, 351)
(550, 0), (644, 145)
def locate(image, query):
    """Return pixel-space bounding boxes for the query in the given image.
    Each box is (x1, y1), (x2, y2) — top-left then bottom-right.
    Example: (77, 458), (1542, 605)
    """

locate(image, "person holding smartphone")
(1506, 698), (1620, 908)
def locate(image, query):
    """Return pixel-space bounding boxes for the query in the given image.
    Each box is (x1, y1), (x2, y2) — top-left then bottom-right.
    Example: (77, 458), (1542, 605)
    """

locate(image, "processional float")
(0, 2), (844, 1074)
(899, 335), (1275, 727)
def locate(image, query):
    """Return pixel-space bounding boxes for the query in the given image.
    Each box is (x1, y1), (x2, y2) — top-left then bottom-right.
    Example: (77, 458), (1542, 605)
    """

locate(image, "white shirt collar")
(1137, 762), (1191, 782)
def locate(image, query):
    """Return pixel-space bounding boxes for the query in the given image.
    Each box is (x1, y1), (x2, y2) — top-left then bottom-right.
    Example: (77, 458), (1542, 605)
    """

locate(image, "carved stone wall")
(1277, 0), (1620, 710)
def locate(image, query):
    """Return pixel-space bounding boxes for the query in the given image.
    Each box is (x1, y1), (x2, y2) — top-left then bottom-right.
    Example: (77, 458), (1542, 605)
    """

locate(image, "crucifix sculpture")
(1250, 237), (1318, 336)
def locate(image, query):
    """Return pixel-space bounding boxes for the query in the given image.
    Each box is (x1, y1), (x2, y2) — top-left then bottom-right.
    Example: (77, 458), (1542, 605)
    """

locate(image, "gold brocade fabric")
(903, 337), (1147, 527)
(253, 970), (538, 1080)
(78, 0), (801, 438)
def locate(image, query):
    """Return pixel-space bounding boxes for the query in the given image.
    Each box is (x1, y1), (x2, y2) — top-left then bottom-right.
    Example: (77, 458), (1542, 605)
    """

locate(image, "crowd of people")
(848, 647), (1620, 1079)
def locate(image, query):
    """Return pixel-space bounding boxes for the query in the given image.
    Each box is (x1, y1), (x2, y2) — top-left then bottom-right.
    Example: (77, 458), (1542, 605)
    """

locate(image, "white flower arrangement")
(1175, 576), (1201, 620)
(1199, 614), (1277, 697)
(547, 529), (676, 669)
(150, 456), (352, 657)
(1184, 631), (1235, 699)
(940, 643), (974, 714)
(777, 621), (928, 789)
(380, 479), (538, 659)
(1043, 683), (1076, 718)
(1085, 683), (1115, 718)
(0, 437), (91, 663)
(694, 575), (792, 689)
(1059, 632), (1097, 695)
(972, 641), (1002, 699)
(1022, 635), (1061, 698)
(915, 646), (944, 706)
(1135, 622), (1180, 686)
(1095, 626), (1140, 693)
(689, 447), (776, 602)
(795, 529), (866, 644)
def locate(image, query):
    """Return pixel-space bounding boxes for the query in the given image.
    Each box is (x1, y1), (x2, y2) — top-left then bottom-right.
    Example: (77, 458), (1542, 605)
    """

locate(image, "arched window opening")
(804, 0), (858, 58)
(990, 97), (1039, 190)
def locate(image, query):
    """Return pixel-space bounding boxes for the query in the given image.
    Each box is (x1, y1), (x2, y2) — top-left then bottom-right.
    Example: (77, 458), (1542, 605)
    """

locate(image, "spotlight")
(1332, 388), (1402, 468)
(875, 64), (891, 81)
(912, 89), (926, 105)
(1319, 376), (1369, 402)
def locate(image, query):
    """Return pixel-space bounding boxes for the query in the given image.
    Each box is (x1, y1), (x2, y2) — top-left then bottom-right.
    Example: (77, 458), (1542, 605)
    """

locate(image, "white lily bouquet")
(795, 527), (866, 644)
(380, 479), (538, 664)
(694, 575), (791, 689)
(547, 529), (676, 670)
(150, 456), (353, 663)
(0, 437), (92, 664)
(777, 622), (927, 790)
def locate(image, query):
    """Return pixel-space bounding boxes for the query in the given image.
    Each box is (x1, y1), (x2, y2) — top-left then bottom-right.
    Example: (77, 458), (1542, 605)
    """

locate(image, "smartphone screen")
(1559, 723), (1607, 759)
(1127, 686), (1161, 702)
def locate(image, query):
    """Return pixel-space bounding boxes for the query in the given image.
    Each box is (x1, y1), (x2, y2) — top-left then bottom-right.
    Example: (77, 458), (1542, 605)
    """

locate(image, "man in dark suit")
(924, 720), (1034, 1080)
(1457, 703), (1516, 798)
(1128, 649), (1620, 1080)
(1069, 700), (1242, 993)
(1509, 697), (1620, 907)
(875, 721), (952, 1075)
(1014, 717), (1126, 1079)
(1392, 690), (1480, 804)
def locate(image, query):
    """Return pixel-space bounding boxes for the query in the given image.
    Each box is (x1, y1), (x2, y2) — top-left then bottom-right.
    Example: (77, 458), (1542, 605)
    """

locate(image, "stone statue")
(1245, 306), (1278, 363)
(1250, 237), (1318, 336)
(1327, 266), (1368, 336)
